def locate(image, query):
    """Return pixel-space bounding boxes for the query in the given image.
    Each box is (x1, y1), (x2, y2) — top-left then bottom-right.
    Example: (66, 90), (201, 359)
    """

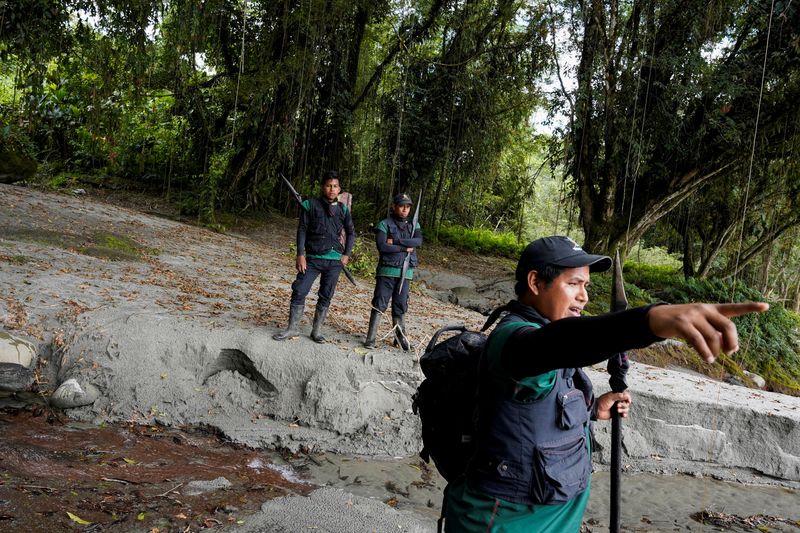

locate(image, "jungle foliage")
(584, 261), (800, 394)
(1, 0), (798, 312)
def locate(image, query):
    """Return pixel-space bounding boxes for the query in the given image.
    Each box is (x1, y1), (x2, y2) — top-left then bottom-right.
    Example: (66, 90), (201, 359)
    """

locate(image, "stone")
(50, 378), (100, 409)
(449, 286), (494, 315)
(0, 146), (37, 183)
(743, 370), (766, 389)
(0, 330), (37, 391)
(0, 330), (36, 367)
(183, 477), (232, 496)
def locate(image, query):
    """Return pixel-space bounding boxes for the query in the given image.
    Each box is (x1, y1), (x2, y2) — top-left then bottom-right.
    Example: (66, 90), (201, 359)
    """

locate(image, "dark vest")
(467, 315), (594, 506)
(305, 198), (346, 256)
(379, 216), (418, 268)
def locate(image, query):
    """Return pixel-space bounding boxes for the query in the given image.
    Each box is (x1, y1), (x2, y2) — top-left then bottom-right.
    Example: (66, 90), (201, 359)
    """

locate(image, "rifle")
(397, 190), (423, 293)
(608, 249), (630, 533)
(278, 173), (357, 286)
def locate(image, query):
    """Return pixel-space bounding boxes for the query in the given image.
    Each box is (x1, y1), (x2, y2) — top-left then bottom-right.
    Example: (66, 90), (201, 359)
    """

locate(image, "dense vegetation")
(587, 261), (800, 395)
(1, 0), (798, 387)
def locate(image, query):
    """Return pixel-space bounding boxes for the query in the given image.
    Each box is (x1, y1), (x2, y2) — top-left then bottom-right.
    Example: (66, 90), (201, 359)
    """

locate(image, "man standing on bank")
(443, 235), (768, 532)
(364, 193), (422, 351)
(273, 170), (355, 343)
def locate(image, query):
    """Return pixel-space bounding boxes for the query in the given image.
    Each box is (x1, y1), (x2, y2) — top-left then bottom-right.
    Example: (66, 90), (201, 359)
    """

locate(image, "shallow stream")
(1, 399), (798, 532)
(302, 452), (800, 532)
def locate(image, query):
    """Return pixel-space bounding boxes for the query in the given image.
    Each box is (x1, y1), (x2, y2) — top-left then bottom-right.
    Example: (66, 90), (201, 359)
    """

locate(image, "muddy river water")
(2, 403), (799, 532)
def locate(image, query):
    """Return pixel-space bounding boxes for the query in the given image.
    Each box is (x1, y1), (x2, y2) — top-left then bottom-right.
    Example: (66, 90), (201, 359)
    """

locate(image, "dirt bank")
(0, 183), (484, 457)
(2, 184), (800, 531)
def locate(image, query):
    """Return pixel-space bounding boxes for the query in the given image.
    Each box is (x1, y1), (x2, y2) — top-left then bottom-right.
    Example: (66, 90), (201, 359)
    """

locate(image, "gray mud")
(2, 184), (800, 532)
(235, 451), (800, 532)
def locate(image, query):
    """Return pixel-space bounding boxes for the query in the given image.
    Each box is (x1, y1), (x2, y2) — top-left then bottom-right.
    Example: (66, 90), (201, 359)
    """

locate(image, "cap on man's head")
(393, 193), (413, 206)
(515, 236), (612, 282)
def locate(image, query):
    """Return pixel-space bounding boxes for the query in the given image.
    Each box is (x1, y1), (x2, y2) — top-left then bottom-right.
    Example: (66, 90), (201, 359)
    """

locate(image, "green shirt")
(443, 321), (591, 533)
(307, 249), (344, 261)
(376, 265), (414, 279)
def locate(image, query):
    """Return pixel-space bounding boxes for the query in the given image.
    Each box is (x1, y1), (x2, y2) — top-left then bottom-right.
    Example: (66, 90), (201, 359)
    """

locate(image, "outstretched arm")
(502, 302), (768, 379)
(647, 302), (769, 363)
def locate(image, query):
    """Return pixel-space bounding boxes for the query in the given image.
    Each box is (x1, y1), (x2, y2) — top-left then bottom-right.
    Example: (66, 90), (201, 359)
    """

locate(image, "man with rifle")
(273, 170), (355, 344)
(364, 192), (422, 351)
(442, 235), (768, 532)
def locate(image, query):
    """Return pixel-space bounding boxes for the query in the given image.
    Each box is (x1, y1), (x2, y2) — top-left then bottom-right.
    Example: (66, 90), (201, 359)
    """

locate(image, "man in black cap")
(442, 235), (768, 532)
(363, 193), (422, 350)
(273, 170), (355, 343)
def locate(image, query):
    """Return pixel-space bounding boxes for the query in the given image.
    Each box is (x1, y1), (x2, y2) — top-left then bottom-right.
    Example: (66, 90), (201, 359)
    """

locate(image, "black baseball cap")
(515, 236), (612, 282)
(393, 193), (413, 206)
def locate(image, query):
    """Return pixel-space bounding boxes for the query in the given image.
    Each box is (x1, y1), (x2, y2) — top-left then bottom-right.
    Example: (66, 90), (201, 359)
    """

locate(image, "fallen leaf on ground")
(67, 512), (91, 525)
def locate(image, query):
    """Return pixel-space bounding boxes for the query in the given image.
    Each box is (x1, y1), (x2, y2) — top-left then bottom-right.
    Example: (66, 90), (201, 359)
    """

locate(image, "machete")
(608, 249), (630, 533)
(397, 190), (422, 294)
(278, 173), (357, 286)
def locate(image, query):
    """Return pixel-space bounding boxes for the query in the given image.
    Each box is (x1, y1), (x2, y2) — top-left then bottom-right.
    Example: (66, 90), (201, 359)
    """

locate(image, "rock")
(418, 268), (514, 315)
(183, 477), (232, 496)
(0, 145), (37, 183)
(414, 269), (475, 291)
(447, 280), (515, 315)
(0, 330), (37, 391)
(50, 378), (100, 408)
(449, 286), (491, 314)
(725, 374), (747, 387)
(743, 370), (766, 389)
(589, 364), (800, 483)
(0, 331), (36, 367)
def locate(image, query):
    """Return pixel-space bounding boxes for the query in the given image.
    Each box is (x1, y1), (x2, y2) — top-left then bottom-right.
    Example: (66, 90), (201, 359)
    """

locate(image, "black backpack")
(411, 307), (507, 481)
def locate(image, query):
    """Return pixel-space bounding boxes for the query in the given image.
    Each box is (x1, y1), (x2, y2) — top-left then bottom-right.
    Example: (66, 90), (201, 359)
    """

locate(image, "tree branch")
(349, 0), (448, 111)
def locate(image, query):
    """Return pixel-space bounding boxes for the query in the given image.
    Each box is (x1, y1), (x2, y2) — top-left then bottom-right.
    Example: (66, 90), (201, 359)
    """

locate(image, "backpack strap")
(424, 325), (467, 353)
(480, 303), (511, 332)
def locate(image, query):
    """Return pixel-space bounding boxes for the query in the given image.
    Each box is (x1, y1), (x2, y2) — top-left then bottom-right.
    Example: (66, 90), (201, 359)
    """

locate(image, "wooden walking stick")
(608, 250), (630, 533)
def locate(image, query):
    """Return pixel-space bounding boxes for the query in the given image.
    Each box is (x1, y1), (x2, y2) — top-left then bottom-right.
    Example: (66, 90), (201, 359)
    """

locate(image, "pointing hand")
(647, 302), (769, 363)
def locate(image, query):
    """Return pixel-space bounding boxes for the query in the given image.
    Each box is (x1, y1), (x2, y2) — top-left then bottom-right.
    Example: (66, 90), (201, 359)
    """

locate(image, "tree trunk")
(758, 241), (774, 295)
(722, 216), (800, 279)
(793, 284), (800, 313)
(682, 207), (695, 278)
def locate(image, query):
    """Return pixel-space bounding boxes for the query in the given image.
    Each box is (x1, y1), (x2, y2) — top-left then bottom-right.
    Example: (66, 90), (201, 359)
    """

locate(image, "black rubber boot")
(273, 304), (304, 340)
(364, 310), (381, 349)
(392, 314), (410, 351)
(310, 305), (329, 343)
